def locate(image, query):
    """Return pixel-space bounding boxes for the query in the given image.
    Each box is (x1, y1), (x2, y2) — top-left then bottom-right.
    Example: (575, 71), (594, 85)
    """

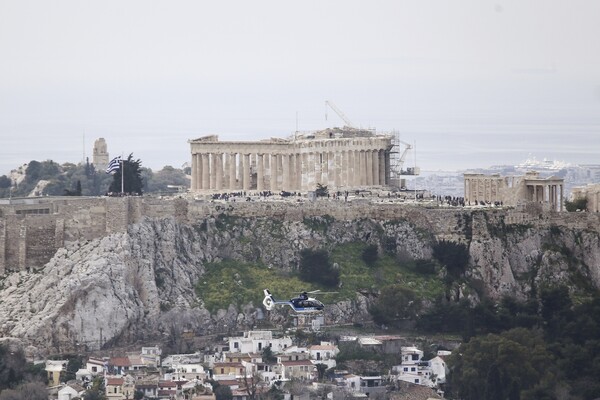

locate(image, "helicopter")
(262, 289), (334, 314)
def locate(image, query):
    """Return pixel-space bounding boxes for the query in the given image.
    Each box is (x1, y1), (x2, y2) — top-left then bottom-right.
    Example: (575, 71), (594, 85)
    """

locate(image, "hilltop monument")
(189, 128), (394, 192)
(92, 138), (109, 171)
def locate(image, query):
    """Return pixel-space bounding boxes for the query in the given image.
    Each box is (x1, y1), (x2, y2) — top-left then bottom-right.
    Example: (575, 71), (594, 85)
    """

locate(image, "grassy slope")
(196, 242), (444, 313)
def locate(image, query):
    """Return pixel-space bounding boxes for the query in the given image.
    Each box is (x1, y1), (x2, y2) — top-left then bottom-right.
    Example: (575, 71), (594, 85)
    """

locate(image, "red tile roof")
(106, 377), (124, 385)
(110, 357), (131, 367)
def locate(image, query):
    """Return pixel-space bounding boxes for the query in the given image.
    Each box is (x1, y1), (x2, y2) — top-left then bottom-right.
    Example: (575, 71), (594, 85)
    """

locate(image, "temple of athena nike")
(189, 127), (394, 192)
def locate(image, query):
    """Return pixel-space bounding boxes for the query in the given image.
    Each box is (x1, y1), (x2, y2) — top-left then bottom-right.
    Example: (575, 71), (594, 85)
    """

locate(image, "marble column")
(334, 150), (341, 188)
(341, 150), (348, 187)
(215, 153), (223, 190)
(243, 154), (250, 191)
(373, 150), (380, 186)
(208, 154), (215, 190)
(322, 152), (329, 186)
(289, 154), (297, 190)
(359, 151), (366, 186)
(282, 154), (290, 191)
(352, 150), (358, 186)
(301, 153), (310, 191)
(378, 150), (385, 186)
(229, 153), (237, 190)
(201, 153), (209, 190)
(384, 151), (391, 186)
(191, 154), (198, 191)
(270, 154), (278, 191)
(257, 154), (264, 191)
(314, 152), (322, 185)
(366, 150), (373, 186)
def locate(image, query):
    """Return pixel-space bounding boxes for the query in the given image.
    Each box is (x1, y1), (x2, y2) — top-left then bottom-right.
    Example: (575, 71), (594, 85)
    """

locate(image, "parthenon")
(189, 128), (394, 192)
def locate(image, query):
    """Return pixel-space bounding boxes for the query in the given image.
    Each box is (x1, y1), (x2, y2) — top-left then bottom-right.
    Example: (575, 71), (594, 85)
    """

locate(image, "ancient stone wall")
(1, 196), (599, 273)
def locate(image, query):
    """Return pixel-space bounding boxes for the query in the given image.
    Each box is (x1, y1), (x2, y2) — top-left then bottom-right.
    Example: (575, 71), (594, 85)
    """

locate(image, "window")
(234, 342), (239, 349)
(411, 367), (416, 372)
(258, 342), (262, 350)
(411, 354), (419, 361)
(403, 367), (408, 372)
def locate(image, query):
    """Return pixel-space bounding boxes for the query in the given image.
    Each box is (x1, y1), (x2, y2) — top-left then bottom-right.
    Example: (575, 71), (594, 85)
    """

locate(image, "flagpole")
(121, 159), (124, 194)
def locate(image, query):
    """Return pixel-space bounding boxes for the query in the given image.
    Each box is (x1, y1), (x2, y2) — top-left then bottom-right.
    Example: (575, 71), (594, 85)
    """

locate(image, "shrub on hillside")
(299, 249), (339, 288)
(432, 240), (469, 280)
(361, 244), (378, 267)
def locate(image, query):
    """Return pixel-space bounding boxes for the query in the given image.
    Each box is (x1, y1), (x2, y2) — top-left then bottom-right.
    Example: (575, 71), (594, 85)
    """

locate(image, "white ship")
(515, 156), (570, 171)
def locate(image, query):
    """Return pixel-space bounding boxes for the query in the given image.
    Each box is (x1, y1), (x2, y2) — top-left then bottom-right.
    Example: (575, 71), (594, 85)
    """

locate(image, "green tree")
(539, 285), (573, 341)
(214, 385), (233, 400)
(144, 165), (189, 193)
(82, 377), (106, 400)
(565, 197), (587, 212)
(0, 176), (11, 189)
(298, 249), (339, 287)
(0, 382), (48, 400)
(448, 328), (558, 400)
(262, 346), (277, 364)
(315, 363), (328, 381)
(369, 284), (419, 326)
(0, 345), (26, 389)
(432, 240), (469, 280)
(108, 154), (144, 195)
(361, 244), (378, 267)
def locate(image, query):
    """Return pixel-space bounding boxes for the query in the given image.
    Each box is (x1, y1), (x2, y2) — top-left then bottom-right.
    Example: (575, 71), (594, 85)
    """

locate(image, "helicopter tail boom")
(263, 289), (293, 311)
(263, 289), (275, 310)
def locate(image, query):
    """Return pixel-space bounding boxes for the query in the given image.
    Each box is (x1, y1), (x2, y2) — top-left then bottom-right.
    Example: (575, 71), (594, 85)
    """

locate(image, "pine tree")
(108, 154), (144, 195)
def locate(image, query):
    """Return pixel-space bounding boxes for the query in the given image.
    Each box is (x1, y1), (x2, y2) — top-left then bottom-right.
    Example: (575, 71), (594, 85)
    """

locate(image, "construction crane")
(396, 139), (414, 175)
(390, 131), (419, 189)
(325, 100), (355, 128)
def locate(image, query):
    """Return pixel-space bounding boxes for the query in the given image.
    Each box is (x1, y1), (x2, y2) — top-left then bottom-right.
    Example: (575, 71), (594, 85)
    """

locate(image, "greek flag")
(105, 156), (121, 174)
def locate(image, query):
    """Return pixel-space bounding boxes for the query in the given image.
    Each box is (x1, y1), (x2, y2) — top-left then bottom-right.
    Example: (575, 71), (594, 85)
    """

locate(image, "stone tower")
(93, 138), (109, 171)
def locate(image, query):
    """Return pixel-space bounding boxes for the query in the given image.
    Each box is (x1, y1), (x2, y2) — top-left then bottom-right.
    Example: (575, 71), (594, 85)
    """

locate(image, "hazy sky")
(1, 0), (599, 176)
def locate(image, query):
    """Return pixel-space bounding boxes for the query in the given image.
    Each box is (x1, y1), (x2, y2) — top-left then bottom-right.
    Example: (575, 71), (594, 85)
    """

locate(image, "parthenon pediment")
(193, 135), (219, 142)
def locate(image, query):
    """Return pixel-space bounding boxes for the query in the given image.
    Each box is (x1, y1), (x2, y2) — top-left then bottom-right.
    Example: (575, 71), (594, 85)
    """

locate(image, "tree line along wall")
(1, 196), (599, 273)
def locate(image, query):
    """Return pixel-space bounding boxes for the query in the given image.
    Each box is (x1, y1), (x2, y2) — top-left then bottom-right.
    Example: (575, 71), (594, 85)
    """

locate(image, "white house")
(359, 376), (385, 397)
(308, 342), (339, 369)
(86, 357), (106, 376)
(166, 362), (207, 382)
(279, 359), (316, 381)
(58, 383), (85, 400)
(392, 346), (445, 388)
(75, 368), (93, 384)
(336, 374), (361, 391)
(228, 331), (292, 354)
(428, 356), (448, 384)
(46, 360), (67, 387)
(141, 346), (162, 367)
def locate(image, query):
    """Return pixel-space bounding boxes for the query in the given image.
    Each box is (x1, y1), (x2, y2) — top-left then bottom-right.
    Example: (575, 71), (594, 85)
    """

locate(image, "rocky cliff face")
(0, 211), (598, 355)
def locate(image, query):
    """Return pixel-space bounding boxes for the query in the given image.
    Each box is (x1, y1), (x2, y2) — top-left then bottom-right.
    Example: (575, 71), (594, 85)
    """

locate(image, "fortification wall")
(0, 196), (598, 273)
